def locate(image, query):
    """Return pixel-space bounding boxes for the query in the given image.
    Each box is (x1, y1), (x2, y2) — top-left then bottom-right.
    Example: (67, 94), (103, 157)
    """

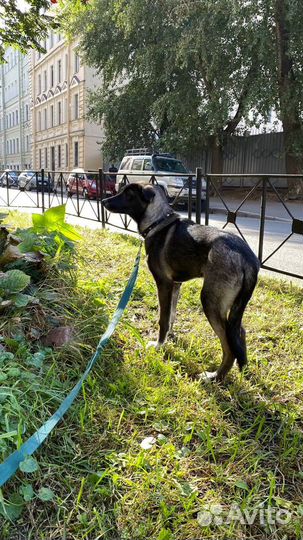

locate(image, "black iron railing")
(0, 168), (302, 280)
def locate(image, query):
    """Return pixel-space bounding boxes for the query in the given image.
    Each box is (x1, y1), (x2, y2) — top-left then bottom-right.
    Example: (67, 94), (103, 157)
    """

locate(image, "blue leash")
(0, 244), (142, 488)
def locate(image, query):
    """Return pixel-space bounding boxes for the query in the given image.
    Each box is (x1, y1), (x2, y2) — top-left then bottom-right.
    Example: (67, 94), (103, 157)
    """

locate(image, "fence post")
(258, 177), (267, 263)
(195, 167), (202, 224)
(99, 168), (106, 229)
(5, 171), (10, 207)
(41, 169), (45, 212)
(205, 174), (210, 226)
(188, 175), (192, 220)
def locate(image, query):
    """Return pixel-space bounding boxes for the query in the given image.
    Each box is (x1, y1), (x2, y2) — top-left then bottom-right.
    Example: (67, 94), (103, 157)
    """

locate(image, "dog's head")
(103, 183), (158, 223)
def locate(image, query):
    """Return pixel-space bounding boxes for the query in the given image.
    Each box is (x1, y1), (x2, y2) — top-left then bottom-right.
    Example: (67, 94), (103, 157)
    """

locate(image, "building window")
(57, 59), (62, 83)
(12, 112), (15, 126)
(50, 65), (54, 87)
(13, 139), (16, 154)
(50, 105), (54, 127)
(26, 135), (29, 152)
(44, 147), (48, 169)
(58, 101), (62, 125)
(51, 146), (55, 170)
(50, 32), (54, 49)
(38, 74), (41, 94)
(44, 108), (47, 129)
(39, 149), (42, 169)
(16, 138), (19, 153)
(65, 143), (68, 168)
(44, 70), (47, 91)
(38, 110), (41, 131)
(25, 105), (29, 121)
(65, 54), (68, 79)
(74, 51), (80, 73)
(74, 141), (79, 167)
(16, 110), (18, 124)
(74, 93), (79, 119)
(58, 144), (61, 168)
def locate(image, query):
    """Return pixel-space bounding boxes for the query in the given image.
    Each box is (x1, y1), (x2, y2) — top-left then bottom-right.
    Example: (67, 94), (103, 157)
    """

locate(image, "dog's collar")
(140, 212), (179, 238)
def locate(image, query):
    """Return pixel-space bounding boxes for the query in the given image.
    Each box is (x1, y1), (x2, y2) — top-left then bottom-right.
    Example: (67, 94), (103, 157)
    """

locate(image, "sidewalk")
(210, 191), (303, 222)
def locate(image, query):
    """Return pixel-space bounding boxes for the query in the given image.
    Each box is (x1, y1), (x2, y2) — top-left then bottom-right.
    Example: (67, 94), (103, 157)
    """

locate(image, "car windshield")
(154, 157), (188, 174)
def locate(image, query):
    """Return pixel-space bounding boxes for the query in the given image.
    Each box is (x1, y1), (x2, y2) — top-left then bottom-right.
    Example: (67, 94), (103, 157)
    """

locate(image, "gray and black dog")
(103, 183), (260, 381)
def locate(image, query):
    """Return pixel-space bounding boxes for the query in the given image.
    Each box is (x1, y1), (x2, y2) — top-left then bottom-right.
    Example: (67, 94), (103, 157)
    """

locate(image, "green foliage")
(0, 270), (30, 294)
(0, 0), (58, 63)
(62, 0), (303, 177)
(32, 204), (82, 244)
(19, 456), (39, 474)
(61, 0), (271, 159)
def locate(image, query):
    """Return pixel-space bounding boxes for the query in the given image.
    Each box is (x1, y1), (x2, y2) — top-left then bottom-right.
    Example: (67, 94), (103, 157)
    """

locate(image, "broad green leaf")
(31, 213), (45, 230)
(37, 487), (55, 501)
(0, 270), (30, 293)
(14, 293), (32, 308)
(19, 456), (39, 474)
(59, 223), (82, 242)
(20, 484), (35, 502)
(0, 493), (24, 520)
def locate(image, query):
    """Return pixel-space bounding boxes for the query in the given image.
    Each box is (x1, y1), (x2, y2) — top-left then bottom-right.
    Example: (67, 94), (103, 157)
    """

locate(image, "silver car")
(116, 150), (206, 206)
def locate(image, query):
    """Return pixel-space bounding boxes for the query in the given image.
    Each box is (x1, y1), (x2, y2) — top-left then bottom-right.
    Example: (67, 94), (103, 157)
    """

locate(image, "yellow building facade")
(31, 33), (105, 172)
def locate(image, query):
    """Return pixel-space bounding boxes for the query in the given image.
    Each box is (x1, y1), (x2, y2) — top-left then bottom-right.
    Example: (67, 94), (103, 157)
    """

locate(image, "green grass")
(0, 219), (303, 540)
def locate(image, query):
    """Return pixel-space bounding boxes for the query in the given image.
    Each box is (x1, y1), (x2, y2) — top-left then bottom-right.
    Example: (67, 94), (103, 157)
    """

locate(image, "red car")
(67, 169), (116, 199)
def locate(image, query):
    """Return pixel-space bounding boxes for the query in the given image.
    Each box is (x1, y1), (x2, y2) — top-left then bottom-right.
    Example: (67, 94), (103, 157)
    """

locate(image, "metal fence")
(0, 168), (302, 280)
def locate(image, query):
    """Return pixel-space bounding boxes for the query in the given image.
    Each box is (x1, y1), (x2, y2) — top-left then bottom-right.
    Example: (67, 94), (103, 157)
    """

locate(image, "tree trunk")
(209, 134), (223, 174)
(275, 0), (303, 198)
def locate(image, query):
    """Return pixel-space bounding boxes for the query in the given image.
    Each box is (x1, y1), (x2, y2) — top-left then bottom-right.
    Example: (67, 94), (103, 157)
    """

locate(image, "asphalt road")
(1, 187), (302, 284)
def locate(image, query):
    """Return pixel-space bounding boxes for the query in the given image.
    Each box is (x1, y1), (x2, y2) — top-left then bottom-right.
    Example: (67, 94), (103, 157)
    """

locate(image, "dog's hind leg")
(147, 280), (174, 348)
(169, 282), (181, 333)
(200, 282), (239, 382)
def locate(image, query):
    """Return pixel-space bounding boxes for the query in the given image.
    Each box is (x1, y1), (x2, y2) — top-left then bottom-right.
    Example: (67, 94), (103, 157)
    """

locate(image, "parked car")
(18, 171), (54, 191)
(0, 170), (19, 188)
(116, 150), (206, 207)
(67, 169), (116, 199)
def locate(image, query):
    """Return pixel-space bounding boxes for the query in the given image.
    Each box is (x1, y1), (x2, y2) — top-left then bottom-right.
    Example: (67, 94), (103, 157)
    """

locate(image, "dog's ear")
(142, 186), (156, 202)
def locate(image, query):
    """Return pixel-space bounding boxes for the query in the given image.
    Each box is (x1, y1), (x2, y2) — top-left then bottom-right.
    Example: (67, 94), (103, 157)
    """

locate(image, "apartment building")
(31, 32), (105, 172)
(0, 49), (32, 170)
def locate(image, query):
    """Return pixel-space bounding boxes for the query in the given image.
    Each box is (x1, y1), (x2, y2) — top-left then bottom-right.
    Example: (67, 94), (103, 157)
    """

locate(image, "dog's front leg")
(169, 282), (181, 333)
(147, 280), (174, 349)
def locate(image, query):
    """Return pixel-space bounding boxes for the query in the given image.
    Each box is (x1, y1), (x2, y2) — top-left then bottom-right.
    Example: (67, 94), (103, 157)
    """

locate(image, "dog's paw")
(146, 340), (162, 350)
(200, 370), (218, 382)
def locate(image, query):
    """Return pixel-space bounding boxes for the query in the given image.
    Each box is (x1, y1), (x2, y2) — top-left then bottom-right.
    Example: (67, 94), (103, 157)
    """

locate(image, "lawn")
(0, 214), (302, 540)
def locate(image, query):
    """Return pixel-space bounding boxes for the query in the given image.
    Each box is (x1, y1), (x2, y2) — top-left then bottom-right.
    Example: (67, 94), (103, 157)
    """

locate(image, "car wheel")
(83, 188), (89, 199)
(67, 189), (72, 197)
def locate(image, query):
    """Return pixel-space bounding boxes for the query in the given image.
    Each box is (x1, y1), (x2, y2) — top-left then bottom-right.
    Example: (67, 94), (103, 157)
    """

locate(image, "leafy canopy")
(0, 0), (60, 62)
(62, 0), (271, 159)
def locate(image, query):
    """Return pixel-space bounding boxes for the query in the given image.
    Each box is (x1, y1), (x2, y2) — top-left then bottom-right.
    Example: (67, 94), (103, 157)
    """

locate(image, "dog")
(103, 183), (260, 381)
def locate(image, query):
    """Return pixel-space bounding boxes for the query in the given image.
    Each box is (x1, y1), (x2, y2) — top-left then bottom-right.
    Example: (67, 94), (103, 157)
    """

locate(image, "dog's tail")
(226, 263), (259, 370)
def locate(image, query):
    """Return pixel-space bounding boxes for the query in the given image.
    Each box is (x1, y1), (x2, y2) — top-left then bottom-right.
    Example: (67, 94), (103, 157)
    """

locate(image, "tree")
(273, 0), (303, 194)
(62, 0), (269, 167)
(0, 0), (58, 62)
(63, 0), (303, 194)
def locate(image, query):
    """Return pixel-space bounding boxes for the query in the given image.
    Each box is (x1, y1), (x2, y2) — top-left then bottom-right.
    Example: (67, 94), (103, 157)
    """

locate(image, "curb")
(209, 206), (291, 223)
